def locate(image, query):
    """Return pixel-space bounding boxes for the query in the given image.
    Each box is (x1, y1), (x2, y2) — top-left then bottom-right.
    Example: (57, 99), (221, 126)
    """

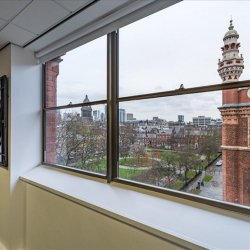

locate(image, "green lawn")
(72, 158), (107, 174)
(172, 180), (183, 190)
(180, 171), (196, 179)
(172, 171), (196, 190)
(119, 168), (149, 180)
(146, 149), (177, 161)
(200, 153), (222, 170)
(119, 157), (157, 167)
(190, 189), (201, 195)
(203, 175), (213, 182)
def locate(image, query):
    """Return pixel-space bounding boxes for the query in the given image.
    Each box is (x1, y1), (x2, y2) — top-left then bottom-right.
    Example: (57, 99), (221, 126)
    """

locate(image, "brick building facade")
(45, 57), (62, 163)
(218, 20), (250, 206)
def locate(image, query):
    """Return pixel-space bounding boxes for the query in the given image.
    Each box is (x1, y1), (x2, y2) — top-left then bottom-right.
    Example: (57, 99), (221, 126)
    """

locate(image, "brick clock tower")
(218, 20), (250, 206)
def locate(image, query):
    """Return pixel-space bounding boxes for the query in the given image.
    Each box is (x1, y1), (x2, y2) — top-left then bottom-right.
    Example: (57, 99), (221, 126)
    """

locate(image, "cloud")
(54, 1), (250, 123)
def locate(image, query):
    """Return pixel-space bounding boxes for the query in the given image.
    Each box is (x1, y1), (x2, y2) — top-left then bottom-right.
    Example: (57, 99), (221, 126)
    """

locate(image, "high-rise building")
(100, 112), (105, 122)
(193, 116), (211, 127)
(105, 105), (107, 122)
(93, 110), (100, 121)
(81, 95), (93, 121)
(127, 113), (134, 120)
(178, 115), (184, 122)
(119, 109), (126, 123)
(218, 20), (250, 206)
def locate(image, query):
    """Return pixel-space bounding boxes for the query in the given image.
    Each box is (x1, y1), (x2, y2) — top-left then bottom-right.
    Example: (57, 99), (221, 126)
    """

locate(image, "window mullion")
(42, 63), (47, 162)
(107, 31), (119, 183)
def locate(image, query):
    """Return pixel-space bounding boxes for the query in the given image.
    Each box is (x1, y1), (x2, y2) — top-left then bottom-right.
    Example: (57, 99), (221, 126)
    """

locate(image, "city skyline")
(56, 1), (250, 121)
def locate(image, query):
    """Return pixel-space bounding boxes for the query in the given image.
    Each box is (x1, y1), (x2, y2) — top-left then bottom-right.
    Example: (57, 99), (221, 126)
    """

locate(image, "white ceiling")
(0, 0), (180, 57)
(0, 0), (94, 49)
(27, 0), (131, 52)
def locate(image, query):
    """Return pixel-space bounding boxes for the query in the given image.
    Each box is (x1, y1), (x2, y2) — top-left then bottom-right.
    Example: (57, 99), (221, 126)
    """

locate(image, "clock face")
(248, 89), (250, 99)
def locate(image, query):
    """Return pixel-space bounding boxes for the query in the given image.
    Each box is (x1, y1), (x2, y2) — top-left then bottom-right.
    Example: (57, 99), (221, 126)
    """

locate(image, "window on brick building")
(43, 1), (250, 213)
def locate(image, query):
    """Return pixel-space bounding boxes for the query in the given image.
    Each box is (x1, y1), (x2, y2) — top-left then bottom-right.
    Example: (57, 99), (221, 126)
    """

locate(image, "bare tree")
(129, 145), (147, 163)
(119, 123), (136, 145)
(176, 146), (197, 184)
(199, 127), (222, 166)
(119, 123), (136, 162)
(56, 112), (106, 172)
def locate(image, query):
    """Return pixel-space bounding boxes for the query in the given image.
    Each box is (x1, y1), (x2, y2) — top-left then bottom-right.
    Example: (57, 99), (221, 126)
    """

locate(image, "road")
(186, 156), (223, 201)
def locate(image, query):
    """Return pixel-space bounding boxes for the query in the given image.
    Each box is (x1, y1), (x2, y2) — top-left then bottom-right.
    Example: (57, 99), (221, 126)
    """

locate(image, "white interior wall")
(23, 183), (183, 250)
(0, 45), (11, 250)
(0, 44), (42, 249)
(9, 44), (42, 249)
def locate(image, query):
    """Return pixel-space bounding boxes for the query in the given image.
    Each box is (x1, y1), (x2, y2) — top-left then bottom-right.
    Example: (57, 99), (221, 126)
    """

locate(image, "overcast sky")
(57, 0), (250, 122)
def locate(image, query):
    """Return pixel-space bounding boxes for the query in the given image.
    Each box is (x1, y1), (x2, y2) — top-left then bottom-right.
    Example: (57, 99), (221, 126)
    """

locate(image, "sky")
(56, 0), (250, 122)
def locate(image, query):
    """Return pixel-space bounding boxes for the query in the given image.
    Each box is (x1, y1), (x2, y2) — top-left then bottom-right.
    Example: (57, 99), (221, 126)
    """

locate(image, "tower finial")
(229, 18), (234, 30)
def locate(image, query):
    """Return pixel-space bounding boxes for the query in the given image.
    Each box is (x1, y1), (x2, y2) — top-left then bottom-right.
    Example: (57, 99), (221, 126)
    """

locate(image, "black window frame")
(0, 75), (8, 168)
(42, 30), (250, 216)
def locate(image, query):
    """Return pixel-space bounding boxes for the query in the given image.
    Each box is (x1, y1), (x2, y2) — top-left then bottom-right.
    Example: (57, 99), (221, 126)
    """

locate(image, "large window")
(43, 1), (250, 213)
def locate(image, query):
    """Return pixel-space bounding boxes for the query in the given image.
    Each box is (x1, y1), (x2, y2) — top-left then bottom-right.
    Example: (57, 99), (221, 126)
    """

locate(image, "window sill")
(20, 165), (250, 250)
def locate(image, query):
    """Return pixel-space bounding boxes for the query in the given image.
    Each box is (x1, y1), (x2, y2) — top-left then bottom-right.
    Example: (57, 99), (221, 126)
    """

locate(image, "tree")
(199, 127), (222, 168)
(56, 111), (106, 173)
(56, 112), (82, 166)
(154, 159), (176, 188)
(119, 122), (137, 145)
(164, 153), (177, 186)
(152, 151), (161, 159)
(119, 123), (137, 162)
(119, 145), (130, 162)
(129, 145), (147, 164)
(176, 145), (197, 184)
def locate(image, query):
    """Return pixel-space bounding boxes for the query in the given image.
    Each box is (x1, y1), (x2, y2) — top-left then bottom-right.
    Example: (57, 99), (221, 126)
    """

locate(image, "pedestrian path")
(199, 171), (223, 201)
(185, 156), (223, 201)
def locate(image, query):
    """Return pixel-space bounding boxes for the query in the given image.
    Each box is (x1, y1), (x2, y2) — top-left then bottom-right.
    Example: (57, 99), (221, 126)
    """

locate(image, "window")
(44, 36), (107, 177)
(43, 1), (250, 214)
(0, 75), (8, 168)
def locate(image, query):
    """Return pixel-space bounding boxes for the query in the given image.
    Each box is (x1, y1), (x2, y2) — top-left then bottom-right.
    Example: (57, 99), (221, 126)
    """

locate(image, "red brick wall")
(223, 149), (250, 206)
(238, 88), (250, 103)
(222, 150), (239, 203)
(45, 58), (61, 163)
(222, 89), (238, 105)
(239, 151), (250, 206)
(220, 96), (250, 206)
(222, 123), (238, 146)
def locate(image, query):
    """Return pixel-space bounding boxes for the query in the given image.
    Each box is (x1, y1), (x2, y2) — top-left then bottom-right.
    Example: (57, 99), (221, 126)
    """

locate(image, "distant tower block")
(218, 20), (250, 206)
(81, 95), (93, 121)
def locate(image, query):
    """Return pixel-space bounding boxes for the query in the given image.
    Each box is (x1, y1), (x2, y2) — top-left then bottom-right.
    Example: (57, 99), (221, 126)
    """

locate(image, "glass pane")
(118, 86), (250, 207)
(119, 1), (250, 97)
(46, 35), (106, 107)
(46, 105), (107, 175)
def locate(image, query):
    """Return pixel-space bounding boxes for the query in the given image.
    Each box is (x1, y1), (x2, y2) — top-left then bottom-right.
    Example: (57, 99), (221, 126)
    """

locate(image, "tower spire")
(217, 19), (244, 83)
(229, 18), (234, 30)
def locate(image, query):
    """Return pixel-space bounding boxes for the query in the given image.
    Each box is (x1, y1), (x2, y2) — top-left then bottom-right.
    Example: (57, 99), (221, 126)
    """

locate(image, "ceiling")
(0, 0), (180, 58)
(0, 0), (98, 50)
(0, 0), (133, 51)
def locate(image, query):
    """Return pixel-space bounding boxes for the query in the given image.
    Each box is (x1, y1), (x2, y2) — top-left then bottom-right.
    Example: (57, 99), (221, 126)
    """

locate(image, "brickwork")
(217, 20), (250, 206)
(222, 89), (238, 105)
(219, 100), (250, 206)
(238, 88), (250, 103)
(45, 57), (62, 163)
(222, 149), (239, 203)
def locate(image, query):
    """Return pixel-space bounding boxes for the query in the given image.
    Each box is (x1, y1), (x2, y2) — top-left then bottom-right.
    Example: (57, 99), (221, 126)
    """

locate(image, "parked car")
(216, 160), (222, 166)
